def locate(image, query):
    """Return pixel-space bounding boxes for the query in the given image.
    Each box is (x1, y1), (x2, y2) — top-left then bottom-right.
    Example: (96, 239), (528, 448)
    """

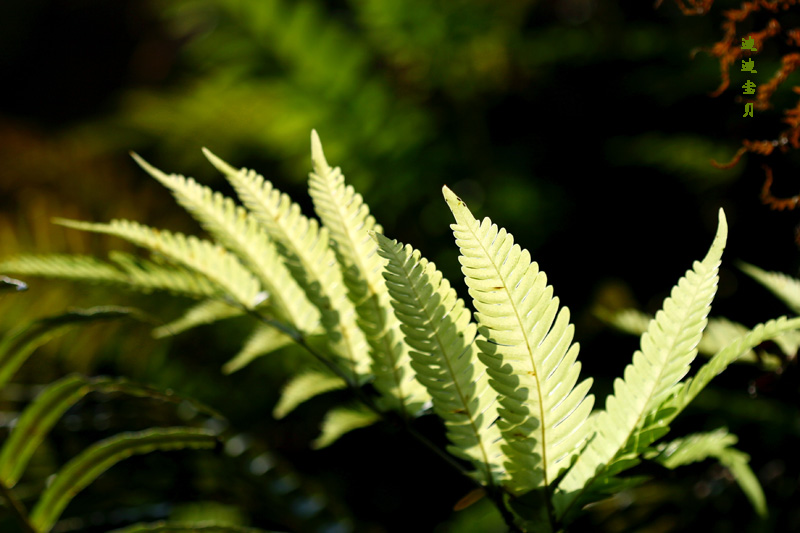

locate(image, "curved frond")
(311, 404), (380, 449)
(0, 373), (222, 489)
(0, 306), (137, 391)
(29, 427), (218, 533)
(739, 261), (800, 314)
(153, 299), (245, 338)
(670, 315), (800, 416)
(221, 324), (295, 374)
(132, 155), (318, 331)
(0, 252), (222, 300)
(645, 428), (765, 517)
(273, 370), (347, 419)
(307, 131), (429, 416)
(203, 148), (368, 381)
(374, 233), (505, 485)
(0, 374), (94, 487)
(54, 219), (261, 309)
(443, 186), (594, 494)
(555, 210), (728, 518)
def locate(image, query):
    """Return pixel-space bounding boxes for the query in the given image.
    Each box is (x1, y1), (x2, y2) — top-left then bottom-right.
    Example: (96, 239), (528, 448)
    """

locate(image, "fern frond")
(374, 233), (505, 485)
(307, 131), (429, 416)
(443, 186), (594, 494)
(203, 148), (369, 382)
(152, 299), (245, 338)
(668, 316), (800, 417)
(312, 404), (380, 449)
(273, 370), (347, 419)
(131, 154), (319, 332)
(0, 306), (137, 391)
(221, 324), (294, 374)
(54, 219), (261, 309)
(645, 428), (766, 517)
(739, 261), (800, 314)
(555, 210), (727, 519)
(29, 427), (218, 533)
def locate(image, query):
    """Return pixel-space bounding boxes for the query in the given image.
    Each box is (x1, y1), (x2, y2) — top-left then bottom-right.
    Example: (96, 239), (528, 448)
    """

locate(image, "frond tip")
(555, 208), (728, 519)
(443, 185), (594, 494)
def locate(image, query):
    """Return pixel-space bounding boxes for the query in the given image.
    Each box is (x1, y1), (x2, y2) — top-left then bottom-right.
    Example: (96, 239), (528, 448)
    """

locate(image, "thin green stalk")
(240, 304), (523, 531)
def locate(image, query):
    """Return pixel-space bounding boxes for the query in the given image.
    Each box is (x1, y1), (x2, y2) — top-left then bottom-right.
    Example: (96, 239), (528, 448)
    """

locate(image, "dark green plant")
(2, 132), (798, 531)
(0, 281), (271, 533)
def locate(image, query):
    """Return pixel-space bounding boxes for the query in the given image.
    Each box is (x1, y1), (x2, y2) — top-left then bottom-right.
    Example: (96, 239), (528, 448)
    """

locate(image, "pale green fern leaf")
(645, 428), (766, 517)
(221, 324), (294, 374)
(153, 299), (245, 338)
(443, 186), (594, 494)
(311, 404), (380, 449)
(601, 315), (800, 495)
(308, 131), (429, 416)
(131, 154), (318, 332)
(739, 261), (800, 314)
(374, 232), (506, 485)
(273, 370), (347, 419)
(555, 210), (727, 518)
(203, 148), (369, 382)
(53, 219), (261, 309)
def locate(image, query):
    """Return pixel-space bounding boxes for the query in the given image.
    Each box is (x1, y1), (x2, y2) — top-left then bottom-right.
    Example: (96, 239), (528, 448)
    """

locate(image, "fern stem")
(240, 305), (525, 531)
(0, 481), (36, 533)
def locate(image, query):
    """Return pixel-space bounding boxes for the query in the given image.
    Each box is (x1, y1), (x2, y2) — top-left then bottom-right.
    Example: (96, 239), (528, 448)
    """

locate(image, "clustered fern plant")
(3, 132), (800, 531)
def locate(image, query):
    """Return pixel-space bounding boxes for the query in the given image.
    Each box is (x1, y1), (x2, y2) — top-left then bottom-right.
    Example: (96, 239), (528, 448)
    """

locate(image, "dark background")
(0, 0), (799, 531)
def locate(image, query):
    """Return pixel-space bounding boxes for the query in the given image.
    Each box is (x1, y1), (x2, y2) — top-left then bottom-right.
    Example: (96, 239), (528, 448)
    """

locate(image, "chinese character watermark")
(742, 36), (757, 117)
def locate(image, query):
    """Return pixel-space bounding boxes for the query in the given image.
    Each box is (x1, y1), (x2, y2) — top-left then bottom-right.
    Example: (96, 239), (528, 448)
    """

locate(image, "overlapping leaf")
(53, 219), (261, 309)
(307, 131), (429, 416)
(374, 233), (505, 485)
(132, 155), (318, 331)
(203, 148), (369, 382)
(443, 186), (594, 494)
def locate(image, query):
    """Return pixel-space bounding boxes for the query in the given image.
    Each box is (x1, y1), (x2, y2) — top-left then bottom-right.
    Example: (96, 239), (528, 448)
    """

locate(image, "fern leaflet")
(374, 232), (506, 485)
